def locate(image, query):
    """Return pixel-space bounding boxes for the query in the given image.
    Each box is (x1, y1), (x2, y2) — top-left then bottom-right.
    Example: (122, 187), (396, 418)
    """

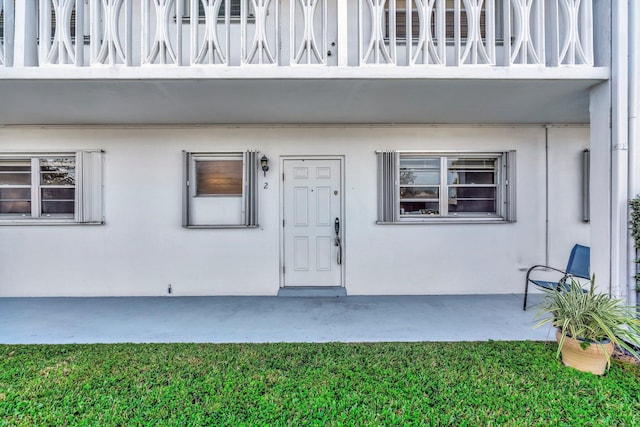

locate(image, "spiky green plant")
(630, 196), (640, 247)
(630, 196), (640, 292)
(535, 277), (640, 364)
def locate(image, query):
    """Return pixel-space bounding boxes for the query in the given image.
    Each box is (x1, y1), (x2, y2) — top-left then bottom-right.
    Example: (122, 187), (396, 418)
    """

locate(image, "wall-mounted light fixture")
(260, 155), (269, 177)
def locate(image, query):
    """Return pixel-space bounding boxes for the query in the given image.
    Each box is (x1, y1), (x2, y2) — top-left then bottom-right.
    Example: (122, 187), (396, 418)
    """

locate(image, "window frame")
(183, 150), (259, 229)
(384, 0), (504, 44)
(180, 0), (255, 23)
(377, 150), (516, 224)
(0, 151), (104, 225)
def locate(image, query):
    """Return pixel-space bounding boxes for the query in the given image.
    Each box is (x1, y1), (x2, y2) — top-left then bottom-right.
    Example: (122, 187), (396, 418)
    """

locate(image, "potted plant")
(535, 277), (640, 375)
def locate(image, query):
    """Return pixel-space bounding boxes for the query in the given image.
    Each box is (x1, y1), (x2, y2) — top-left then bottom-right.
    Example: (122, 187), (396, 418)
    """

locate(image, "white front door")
(283, 159), (343, 287)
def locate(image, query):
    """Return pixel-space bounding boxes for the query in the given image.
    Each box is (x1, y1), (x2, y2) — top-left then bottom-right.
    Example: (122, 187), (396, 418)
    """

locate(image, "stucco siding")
(0, 125), (589, 296)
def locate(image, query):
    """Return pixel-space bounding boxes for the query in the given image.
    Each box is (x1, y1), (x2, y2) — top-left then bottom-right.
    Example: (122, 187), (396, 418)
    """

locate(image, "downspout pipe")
(611, 0), (629, 298)
(628, 0), (639, 306)
(545, 126), (550, 267)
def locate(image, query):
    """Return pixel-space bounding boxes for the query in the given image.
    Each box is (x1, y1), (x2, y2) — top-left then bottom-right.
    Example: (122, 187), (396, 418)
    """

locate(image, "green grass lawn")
(1, 342), (639, 426)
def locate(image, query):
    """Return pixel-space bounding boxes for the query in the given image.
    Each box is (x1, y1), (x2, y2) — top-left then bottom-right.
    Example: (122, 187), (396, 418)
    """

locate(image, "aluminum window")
(385, 0), (503, 42)
(183, 151), (258, 228)
(378, 151), (516, 223)
(182, 0), (254, 22)
(0, 151), (104, 224)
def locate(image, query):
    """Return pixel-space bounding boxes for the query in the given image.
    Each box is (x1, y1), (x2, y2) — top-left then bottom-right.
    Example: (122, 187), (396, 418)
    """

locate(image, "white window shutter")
(76, 150), (104, 224)
(182, 151), (191, 227)
(243, 150), (259, 227)
(582, 149), (590, 223)
(377, 150), (398, 223)
(505, 150), (517, 223)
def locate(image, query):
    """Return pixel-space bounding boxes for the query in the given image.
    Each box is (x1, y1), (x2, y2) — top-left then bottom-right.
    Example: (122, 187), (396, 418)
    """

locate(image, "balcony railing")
(0, 0), (594, 69)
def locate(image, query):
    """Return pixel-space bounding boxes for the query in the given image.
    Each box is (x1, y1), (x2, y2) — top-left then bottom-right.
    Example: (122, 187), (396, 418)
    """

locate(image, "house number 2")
(264, 183), (269, 189)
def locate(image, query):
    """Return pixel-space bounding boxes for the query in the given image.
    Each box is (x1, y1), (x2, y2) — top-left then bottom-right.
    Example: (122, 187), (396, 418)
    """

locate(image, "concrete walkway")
(0, 294), (552, 344)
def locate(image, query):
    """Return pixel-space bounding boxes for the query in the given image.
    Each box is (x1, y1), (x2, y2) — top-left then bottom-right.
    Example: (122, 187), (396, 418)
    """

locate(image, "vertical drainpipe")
(628, 0), (639, 306)
(611, 0), (629, 298)
(545, 126), (550, 267)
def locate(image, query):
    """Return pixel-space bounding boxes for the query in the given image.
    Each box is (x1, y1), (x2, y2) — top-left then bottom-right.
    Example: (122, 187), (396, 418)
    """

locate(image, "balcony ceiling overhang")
(0, 67), (608, 125)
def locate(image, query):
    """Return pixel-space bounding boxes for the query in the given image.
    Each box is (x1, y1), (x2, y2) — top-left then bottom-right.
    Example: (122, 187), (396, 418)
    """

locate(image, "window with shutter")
(0, 151), (104, 224)
(183, 151), (259, 228)
(377, 151), (516, 223)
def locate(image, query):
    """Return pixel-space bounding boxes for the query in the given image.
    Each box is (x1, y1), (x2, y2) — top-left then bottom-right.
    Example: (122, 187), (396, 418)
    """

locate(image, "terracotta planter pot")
(555, 330), (614, 375)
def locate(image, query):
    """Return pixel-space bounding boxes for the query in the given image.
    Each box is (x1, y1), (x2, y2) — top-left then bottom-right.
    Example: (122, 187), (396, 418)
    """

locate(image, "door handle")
(334, 217), (342, 265)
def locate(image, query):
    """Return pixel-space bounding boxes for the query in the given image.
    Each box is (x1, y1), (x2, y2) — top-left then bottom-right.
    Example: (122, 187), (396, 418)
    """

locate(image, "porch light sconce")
(260, 155), (269, 177)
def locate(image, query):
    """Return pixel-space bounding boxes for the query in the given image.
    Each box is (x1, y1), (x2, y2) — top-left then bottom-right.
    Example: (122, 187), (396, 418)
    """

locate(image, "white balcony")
(0, 0), (608, 125)
(1, 0), (599, 68)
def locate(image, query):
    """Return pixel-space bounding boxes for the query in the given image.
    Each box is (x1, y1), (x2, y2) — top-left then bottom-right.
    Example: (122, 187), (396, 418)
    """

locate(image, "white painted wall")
(0, 125), (589, 297)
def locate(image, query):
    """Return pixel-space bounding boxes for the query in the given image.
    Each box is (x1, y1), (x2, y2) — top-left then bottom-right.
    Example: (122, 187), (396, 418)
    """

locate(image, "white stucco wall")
(0, 125), (590, 296)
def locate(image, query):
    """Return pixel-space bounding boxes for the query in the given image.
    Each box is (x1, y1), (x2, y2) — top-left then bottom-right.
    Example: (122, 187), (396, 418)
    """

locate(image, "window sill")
(184, 224), (259, 229)
(376, 218), (513, 225)
(0, 219), (103, 226)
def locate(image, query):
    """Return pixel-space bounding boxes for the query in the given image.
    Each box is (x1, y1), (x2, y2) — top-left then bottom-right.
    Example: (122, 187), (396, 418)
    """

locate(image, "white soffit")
(0, 78), (603, 125)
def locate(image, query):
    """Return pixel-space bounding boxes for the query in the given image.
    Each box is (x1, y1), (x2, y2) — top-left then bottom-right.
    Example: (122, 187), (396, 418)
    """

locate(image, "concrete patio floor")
(0, 294), (552, 344)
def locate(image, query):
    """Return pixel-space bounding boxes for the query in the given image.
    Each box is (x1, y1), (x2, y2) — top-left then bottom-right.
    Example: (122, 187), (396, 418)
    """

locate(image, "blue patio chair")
(523, 244), (590, 310)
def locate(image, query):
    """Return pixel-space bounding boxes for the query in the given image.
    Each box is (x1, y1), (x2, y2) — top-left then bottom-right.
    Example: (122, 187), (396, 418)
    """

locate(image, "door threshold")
(278, 286), (347, 298)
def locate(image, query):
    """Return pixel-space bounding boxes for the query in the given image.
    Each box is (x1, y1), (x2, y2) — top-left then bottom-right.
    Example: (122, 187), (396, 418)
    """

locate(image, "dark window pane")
(386, 1), (486, 40)
(0, 159), (32, 185)
(0, 201), (31, 214)
(0, 173), (31, 185)
(448, 158), (496, 185)
(400, 186), (439, 199)
(0, 188), (31, 200)
(449, 171), (495, 185)
(400, 170), (440, 185)
(448, 187), (496, 199)
(449, 200), (496, 213)
(197, 0), (242, 18)
(41, 201), (75, 215)
(218, 0), (242, 17)
(400, 201), (439, 216)
(42, 188), (76, 200)
(196, 159), (243, 196)
(0, 164), (30, 172)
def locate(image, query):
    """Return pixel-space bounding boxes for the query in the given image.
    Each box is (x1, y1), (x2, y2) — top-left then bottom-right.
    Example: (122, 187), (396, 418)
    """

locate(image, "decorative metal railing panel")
(555, 0), (593, 66)
(39, 0), (85, 65)
(91, 0), (131, 66)
(408, 0), (446, 66)
(242, 0), (278, 65)
(290, 0), (327, 65)
(2, 0), (596, 69)
(455, 0), (495, 65)
(359, 0), (396, 65)
(505, 0), (545, 65)
(191, 0), (230, 65)
(142, 0), (182, 65)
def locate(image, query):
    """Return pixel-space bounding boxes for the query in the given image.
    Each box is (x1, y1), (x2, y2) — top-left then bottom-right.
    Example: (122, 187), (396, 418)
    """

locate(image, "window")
(377, 151), (516, 223)
(385, 0), (501, 42)
(182, 0), (254, 22)
(40, 4), (91, 45)
(0, 151), (104, 224)
(183, 151), (258, 228)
